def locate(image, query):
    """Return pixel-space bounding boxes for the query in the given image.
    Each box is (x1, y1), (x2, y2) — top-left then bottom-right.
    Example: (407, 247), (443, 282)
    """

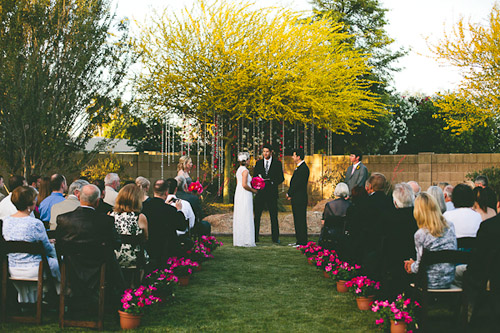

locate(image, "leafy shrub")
(80, 154), (131, 183)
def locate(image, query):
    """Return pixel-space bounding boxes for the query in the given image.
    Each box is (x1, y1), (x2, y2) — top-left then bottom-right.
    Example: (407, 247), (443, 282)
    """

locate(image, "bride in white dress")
(233, 152), (258, 247)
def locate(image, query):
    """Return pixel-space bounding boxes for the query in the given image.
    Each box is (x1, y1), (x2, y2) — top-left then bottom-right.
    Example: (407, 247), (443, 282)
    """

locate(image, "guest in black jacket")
(287, 148), (310, 246)
(319, 182), (350, 255)
(142, 179), (187, 267)
(56, 184), (124, 303)
(92, 179), (113, 215)
(381, 182), (418, 298)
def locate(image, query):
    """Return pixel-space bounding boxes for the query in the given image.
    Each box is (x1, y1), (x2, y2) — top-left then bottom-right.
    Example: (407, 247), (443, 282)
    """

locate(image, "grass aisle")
(145, 236), (377, 332)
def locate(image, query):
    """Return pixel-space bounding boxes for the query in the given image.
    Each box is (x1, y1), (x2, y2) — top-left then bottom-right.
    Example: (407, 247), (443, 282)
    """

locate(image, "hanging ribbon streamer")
(161, 121), (164, 179)
(197, 123), (200, 181)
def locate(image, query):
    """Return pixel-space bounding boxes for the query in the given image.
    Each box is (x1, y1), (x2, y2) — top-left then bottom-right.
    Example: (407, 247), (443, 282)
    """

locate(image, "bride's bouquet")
(251, 176), (266, 190)
(188, 181), (204, 194)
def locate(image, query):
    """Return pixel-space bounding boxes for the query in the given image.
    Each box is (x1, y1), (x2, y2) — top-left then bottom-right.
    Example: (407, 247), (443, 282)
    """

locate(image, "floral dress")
(111, 212), (149, 268)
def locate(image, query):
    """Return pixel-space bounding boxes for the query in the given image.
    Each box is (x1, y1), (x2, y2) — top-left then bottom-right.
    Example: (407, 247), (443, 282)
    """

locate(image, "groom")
(286, 148), (309, 246)
(253, 144), (285, 244)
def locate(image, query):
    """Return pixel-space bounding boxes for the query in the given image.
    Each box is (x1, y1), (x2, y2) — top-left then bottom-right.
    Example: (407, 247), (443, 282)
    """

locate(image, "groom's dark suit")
(287, 161), (310, 245)
(253, 156), (285, 243)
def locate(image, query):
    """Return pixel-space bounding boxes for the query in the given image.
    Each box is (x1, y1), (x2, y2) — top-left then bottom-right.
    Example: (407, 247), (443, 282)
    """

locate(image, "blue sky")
(115, 0), (496, 95)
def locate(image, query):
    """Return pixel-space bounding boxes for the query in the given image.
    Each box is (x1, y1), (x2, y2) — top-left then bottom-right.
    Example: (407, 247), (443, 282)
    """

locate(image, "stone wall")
(105, 152), (499, 203)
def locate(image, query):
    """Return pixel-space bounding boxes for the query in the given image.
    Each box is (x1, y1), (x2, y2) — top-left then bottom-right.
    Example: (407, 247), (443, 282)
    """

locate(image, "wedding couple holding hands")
(233, 144), (309, 248)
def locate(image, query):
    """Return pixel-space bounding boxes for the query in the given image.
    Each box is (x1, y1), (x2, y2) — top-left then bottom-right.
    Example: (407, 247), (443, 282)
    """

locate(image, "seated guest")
(28, 175), (41, 191)
(56, 185), (124, 305)
(0, 175), (28, 220)
(39, 174), (67, 224)
(443, 183), (482, 238)
(104, 173), (120, 207)
(49, 179), (88, 230)
(345, 185), (368, 263)
(474, 175), (488, 188)
(382, 183), (418, 298)
(407, 180), (421, 196)
(0, 175), (5, 202)
(443, 185), (455, 211)
(142, 179), (187, 266)
(427, 185), (447, 214)
(111, 184), (149, 268)
(404, 192), (457, 289)
(2, 186), (60, 303)
(92, 179), (113, 215)
(176, 175), (211, 236)
(135, 176), (151, 203)
(165, 178), (195, 237)
(473, 187), (497, 221)
(319, 182), (350, 254)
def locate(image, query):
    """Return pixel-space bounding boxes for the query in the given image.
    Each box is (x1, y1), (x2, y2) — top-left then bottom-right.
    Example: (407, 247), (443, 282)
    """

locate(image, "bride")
(233, 152), (258, 247)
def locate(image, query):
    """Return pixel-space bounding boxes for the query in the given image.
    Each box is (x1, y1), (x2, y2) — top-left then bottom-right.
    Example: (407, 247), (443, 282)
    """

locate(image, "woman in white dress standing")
(233, 152), (258, 247)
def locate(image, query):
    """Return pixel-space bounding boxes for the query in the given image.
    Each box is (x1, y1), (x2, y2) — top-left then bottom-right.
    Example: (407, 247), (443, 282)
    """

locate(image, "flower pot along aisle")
(178, 275), (190, 286)
(118, 311), (143, 330)
(336, 280), (348, 293)
(356, 296), (375, 311)
(390, 320), (407, 333)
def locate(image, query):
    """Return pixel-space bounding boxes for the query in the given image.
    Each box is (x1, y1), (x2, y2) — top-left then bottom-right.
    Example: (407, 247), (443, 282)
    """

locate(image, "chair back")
(120, 234), (146, 268)
(417, 249), (471, 290)
(3, 241), (45, 255)
(457, 237), (476, 251)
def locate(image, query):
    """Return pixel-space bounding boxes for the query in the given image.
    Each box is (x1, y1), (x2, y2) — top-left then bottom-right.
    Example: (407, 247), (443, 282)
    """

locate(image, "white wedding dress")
(233, 166), (256, 247)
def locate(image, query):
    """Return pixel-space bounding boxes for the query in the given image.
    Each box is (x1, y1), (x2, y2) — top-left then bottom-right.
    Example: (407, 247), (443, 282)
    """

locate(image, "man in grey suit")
(345, 150), (368, 193)
(49, 179), (89, 230)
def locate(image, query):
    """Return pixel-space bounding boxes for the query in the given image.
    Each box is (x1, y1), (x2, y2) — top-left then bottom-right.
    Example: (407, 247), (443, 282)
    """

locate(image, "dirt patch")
(205, 210), (323, 235)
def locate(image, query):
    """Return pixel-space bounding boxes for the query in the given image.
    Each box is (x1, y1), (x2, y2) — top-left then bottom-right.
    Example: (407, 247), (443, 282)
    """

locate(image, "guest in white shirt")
(103, 173), (120, 206)
(0, 175), (28, 220)
(443, 185), (455, 211)
(443, 184), (482, 238)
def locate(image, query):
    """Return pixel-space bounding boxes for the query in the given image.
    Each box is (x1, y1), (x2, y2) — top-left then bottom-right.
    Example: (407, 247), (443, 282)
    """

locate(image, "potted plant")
(330, 260), (362, 293)
(144, 268), (178, 301)
(199, 235), (223, 252)
(167, 257), (199, 286)
(119, 285), (161, 329)
(314, 249), (337, 278)
(299, 242), (323, 265)
(345, 276), (381, 310)
(372, 294), (421, 333)
(187, 241), (214, 265)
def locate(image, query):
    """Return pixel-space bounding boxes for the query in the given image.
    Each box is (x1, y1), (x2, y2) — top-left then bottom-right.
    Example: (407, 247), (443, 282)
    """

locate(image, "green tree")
(135, 0), (386, 202)
(0, 0), (134, 177)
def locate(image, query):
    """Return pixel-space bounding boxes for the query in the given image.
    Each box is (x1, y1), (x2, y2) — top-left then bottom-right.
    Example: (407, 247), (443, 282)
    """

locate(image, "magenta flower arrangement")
(188, 181), (204, 194)
(121, 285), (161, 315)
(251, 176), (266, 190)
(298, 241), (322, 258)
(330, 260), (362, 281)
(345, 276), (381, 297)
(314, 249), (337, 271)
(144, 268), (179, 299)
(199, 235), (223, 252)
(372, 294), (421, 332)
(167, 257), (199, 277)
(187, 241), (214, 262)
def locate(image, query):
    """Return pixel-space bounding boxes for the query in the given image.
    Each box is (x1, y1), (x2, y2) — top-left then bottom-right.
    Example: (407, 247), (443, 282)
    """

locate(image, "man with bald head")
(56, 184), (124, 302)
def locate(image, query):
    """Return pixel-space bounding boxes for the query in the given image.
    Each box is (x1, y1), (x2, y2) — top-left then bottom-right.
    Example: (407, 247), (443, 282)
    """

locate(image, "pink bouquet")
(372, 294), (421, 332)
(345, 276), (381, 297)
(121, 285), (161, 315)
(251, 176), (266, 190)
(188, 181), (204, 194)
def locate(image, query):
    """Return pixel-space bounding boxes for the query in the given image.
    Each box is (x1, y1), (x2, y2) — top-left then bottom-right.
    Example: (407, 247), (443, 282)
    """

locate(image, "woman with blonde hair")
(404, 192), (457, 289)
(111, 184), (149, 268)
(177, 156), (193, 186)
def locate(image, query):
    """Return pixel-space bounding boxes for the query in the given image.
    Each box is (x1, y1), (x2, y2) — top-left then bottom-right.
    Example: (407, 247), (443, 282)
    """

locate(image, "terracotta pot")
(336, 280), (348, 293)
(118, 310), (142, 330)
(178, 275), (190, 286)
(355, 295), (375, 311)
(390, 320), (407, 333)
(323, 271), (330, 278)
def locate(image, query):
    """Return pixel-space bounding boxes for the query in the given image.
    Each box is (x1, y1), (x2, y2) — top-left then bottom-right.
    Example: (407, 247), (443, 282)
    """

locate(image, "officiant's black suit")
(253, 157), (284, 243)
(287, 161), (310, 245)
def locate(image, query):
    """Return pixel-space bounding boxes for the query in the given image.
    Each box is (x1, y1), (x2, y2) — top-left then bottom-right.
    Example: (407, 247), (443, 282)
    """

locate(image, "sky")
(115, 0), (497, 95)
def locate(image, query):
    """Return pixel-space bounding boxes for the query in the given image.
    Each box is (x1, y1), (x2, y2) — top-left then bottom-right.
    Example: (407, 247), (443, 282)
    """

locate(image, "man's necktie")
(265, 160), (269, 174)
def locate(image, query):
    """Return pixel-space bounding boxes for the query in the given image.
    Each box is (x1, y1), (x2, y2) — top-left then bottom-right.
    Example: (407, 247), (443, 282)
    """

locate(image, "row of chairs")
(0, 234), (145, 330)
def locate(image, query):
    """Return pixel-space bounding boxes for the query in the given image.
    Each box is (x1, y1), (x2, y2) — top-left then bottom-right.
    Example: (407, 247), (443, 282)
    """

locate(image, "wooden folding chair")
(120, 234), (146, 288)
(1, 241), (52, 324)
(411, 249), (472, 331)
(57, 245), (106, 330)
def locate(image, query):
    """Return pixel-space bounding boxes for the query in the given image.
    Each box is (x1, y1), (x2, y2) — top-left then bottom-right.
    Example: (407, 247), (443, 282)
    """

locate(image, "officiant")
(253, 144), (285, 244)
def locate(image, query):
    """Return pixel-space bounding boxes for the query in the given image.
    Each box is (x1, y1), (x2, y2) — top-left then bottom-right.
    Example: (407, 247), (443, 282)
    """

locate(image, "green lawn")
(0, 236), (378, 332)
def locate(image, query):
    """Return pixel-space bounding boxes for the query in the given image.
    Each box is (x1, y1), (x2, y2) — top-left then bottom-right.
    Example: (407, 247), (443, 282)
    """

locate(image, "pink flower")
(375, 318), (384, 325)
(123, 303), (130, 309)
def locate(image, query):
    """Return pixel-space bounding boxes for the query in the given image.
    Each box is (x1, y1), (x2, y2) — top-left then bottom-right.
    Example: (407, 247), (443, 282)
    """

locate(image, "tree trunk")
(223, 140), (233, 204)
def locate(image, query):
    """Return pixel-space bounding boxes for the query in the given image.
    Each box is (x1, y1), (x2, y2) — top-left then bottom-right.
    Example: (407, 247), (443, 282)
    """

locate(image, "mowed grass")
(0, 236), (378, 332)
